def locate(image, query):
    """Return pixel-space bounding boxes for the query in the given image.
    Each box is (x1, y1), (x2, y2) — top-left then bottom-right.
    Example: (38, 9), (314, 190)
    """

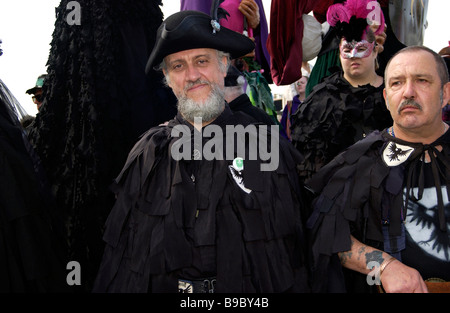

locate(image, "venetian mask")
(340, 39), (375, 59)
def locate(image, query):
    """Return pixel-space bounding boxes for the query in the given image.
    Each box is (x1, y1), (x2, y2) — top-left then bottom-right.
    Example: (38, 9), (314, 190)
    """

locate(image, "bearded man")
(93, 8), (310, 293)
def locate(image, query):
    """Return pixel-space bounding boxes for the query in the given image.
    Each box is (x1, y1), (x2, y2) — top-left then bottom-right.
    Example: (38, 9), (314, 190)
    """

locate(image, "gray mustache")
(184, 80), (210, 92)
(398, 99), (422, 113)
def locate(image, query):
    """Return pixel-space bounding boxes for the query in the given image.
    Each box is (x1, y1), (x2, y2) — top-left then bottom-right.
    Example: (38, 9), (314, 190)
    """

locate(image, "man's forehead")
(166, 48), (216, 62)
(387, 51), (436, 77)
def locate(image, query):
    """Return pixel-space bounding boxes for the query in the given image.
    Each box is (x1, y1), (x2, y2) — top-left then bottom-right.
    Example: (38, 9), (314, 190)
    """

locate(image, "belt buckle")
(201, 278), (216, 293)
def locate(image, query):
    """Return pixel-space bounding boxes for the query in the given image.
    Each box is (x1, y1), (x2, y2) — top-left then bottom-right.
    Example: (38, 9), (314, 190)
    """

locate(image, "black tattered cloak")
(291, 71), (392, 181)
(0, 80), (67, 292)
(306, 129), (450, 292)
(93, 105), (309, 293)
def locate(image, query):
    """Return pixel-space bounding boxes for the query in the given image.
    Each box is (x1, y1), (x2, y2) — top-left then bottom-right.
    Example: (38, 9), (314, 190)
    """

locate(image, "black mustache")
(398, 99), (422, 113)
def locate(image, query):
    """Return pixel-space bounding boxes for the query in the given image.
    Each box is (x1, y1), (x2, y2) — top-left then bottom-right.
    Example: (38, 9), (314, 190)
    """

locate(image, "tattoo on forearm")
(357, 246), (366, 261)
(339, 251), (353, 266)
(364, 250), (384, 268)
(338, 237), (387, 273)
(339, 238), (355, 265)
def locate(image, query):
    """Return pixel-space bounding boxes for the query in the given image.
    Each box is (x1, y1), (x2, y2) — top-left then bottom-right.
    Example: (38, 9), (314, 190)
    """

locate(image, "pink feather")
(326, 0), (385, 36)
(326, 3), (350, 27)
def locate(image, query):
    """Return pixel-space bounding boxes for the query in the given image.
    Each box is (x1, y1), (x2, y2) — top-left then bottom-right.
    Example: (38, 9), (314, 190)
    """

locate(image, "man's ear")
(222, 57), (229, 77)
(162, 69), (172, 88)
(383, 88), (389, 110)
(442, 82), (450, 108)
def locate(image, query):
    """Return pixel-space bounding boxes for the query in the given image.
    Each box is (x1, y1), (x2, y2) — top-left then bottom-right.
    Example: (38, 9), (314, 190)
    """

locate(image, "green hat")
(26, 74), (47, 94)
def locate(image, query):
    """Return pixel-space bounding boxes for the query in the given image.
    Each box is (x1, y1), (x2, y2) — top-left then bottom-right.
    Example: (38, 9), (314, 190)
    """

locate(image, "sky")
(0, 0), (448, 116)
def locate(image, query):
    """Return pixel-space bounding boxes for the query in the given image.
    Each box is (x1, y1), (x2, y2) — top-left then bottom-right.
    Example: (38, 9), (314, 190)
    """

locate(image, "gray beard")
(177, 83), (225, 124)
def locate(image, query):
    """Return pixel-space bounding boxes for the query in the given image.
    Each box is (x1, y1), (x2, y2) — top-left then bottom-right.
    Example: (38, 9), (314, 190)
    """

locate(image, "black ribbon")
(403, 143), (450, 232)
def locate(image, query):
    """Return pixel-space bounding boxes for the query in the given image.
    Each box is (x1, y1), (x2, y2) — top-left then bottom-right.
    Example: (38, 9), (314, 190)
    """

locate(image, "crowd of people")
(1, 0), (449, 294)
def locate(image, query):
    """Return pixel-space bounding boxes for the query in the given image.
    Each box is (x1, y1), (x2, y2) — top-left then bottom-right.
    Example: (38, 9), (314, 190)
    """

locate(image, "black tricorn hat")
(145, 10), (255, 73)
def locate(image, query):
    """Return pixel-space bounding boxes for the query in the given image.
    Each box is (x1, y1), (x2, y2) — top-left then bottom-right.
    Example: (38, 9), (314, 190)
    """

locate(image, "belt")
(425, 278), (450, 293)
(178, 277), (216, 293)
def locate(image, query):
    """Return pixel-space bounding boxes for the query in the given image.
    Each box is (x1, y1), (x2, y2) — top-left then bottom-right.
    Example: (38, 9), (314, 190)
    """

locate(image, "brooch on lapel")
(229, 157), (252, 194)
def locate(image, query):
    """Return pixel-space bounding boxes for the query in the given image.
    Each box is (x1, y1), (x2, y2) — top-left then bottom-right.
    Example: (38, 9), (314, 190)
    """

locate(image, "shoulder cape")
(291, 71), (392, 181)
(306, 129), (450, 292)
(93, 106), (310, 292)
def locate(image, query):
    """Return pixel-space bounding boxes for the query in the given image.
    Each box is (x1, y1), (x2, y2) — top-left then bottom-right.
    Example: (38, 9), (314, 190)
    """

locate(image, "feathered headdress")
(327, 0), (385, 42)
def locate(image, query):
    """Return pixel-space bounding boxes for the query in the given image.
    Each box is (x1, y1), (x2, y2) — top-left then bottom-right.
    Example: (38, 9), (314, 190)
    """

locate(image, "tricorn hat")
(145, 10), (255, 73)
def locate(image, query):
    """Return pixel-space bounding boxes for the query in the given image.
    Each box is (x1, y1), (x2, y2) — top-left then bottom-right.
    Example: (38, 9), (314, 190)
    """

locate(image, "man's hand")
(371, 23), (387, 54)
(339, 235), (429, 293)
(238, 0), (260, 29)
(380, 259), (428, 293)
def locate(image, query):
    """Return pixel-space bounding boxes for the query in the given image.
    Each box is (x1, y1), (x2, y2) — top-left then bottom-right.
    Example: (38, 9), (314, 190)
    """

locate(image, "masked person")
(307, 45), (450, 293)
(93, 7), (310, 293)
(290, 0), (392, 182)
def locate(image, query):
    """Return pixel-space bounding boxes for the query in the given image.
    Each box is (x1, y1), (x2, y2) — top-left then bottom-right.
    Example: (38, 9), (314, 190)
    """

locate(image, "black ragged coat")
(93, 106), (310, 293)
